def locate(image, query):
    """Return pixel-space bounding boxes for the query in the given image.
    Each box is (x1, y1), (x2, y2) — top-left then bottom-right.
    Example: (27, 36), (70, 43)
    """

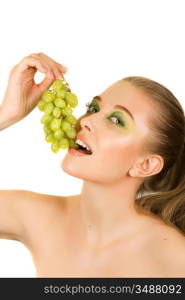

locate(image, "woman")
(0, 53), (185, 277)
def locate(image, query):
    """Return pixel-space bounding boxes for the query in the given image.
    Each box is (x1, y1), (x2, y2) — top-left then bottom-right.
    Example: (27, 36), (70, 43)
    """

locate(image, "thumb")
(37, 72), (55, 93)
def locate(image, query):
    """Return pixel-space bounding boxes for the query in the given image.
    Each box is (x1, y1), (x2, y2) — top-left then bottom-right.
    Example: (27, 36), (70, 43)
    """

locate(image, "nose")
(78, 114), (95, 133)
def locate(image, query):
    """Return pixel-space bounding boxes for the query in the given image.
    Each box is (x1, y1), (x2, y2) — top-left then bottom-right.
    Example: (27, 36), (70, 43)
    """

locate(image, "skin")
(61, 80), (164, 248)
(0, 53), (185, 277)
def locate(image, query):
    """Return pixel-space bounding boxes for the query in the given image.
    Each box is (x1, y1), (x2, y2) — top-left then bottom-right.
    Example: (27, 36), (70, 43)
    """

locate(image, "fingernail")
(57, 74), (63, 80)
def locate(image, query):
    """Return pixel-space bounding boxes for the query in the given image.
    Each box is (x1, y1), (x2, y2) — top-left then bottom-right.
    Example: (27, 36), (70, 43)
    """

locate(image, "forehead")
(100, 81), (156, 136)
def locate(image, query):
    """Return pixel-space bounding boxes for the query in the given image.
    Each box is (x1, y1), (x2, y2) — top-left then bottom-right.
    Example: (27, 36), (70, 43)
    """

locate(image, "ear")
(128, 154), (164, 178)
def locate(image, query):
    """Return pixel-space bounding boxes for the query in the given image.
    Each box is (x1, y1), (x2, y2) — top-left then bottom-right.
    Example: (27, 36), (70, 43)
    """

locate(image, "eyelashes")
(85, 101), (97, 113)
(84, 101), (125, 127)
(85, 101), (91, 109)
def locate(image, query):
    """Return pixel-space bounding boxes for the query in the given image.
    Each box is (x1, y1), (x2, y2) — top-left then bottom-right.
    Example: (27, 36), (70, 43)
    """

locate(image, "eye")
(109, 116), (124, 126)
(109, 116), (120, 124)
(85, 102), (98, 113)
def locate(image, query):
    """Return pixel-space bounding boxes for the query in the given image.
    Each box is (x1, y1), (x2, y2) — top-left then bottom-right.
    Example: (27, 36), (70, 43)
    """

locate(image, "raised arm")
(0, 52), (67, 131)
(0, 53), (68, 245)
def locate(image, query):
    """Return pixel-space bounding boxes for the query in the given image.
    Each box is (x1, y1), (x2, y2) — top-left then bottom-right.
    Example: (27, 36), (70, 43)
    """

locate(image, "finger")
(57, 63), (68, 74)
(37, 53), (66, 79)
(17, 56), (50, 75)
(37, 73), (55, 93)
(29, 53), (56, 77)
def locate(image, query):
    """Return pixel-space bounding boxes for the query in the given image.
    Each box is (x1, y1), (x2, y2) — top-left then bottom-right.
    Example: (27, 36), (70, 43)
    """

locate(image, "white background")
(0, 0), (185, 277)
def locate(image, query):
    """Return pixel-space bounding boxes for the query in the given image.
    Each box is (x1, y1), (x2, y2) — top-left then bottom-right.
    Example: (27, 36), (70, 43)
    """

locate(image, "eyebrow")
(92, 95), (135, 122)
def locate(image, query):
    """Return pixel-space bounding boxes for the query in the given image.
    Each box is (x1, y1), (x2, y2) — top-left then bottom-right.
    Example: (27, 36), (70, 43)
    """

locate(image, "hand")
(0, 52), (68, 123)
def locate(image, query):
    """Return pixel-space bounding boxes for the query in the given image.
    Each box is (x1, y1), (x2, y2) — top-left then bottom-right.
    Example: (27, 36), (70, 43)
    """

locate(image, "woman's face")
(61, 81), (155, 183)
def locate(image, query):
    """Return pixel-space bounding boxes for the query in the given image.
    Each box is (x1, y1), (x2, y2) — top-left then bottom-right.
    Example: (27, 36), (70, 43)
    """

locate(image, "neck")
(79, 177), (144, 248)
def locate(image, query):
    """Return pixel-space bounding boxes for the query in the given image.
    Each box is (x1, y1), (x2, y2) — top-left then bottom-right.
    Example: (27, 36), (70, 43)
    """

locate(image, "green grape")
(51, 80), (66, 91)
(61, 106), (73, 116)
(65, 92), (78, 108)
(54, 129), (64, 140)
(65, 128), (76, 139)
(65, 115), (77, 125)
(38, 79), (79, 153)
(57, 89), (66, 99)
(43, 124), (52, 135)
(37, 99), (46, 111)
(50, 118), (62, 131)
(42, 90), (56, 102)
(52, 107), (62, 118)
(69, 139), (79, 150)
(61, 120), (71, 132)
(54, 98), (66, 108)
(51, 141), (61, 153)
(41, 114), (53, 124)
(44, 102), (54, 114)
(59, 138), (69, 149)
(45, 133), (55, 143)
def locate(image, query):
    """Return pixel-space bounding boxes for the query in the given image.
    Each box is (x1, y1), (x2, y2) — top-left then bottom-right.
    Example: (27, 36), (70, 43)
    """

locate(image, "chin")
(61, 156), (75, 175)
(61, 157), (93, 182)
(61, 155), (83, 179)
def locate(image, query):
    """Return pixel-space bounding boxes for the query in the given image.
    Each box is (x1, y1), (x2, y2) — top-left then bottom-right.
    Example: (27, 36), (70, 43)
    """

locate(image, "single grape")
(54, 129), (64, 140)
(51, 141), (61, 153)
(52, 107), (62, 118)
(45, 133), (55, 143)
(37, 99), (46, 111)
(69, 139), (79, 150)
(41, 114), (53, 124)
(50, 118), (62, 131)
(43, 124), (52, 135)
(65, 92), (78, 108)
(61, 120), (72, 132)
(65, 128), (77, 139)
(59, 138), (69, 149)
(65, 115), (77, 125)
(42, 90), (56, 102)
(57, 89), (66, 99)
(61, 106), (73, 117)
(44, 102), (54, 114)
(51, 80), (66, 92)
(54, 98), (66, 108)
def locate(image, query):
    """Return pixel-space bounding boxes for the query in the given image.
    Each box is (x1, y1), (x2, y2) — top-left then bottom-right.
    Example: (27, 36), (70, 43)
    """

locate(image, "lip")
(76, 134), (93, 153)
(68, 147), (90, 156)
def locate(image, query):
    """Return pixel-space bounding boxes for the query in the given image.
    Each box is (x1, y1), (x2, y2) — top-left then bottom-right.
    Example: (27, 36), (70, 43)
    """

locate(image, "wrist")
(0, 106), (17, 131)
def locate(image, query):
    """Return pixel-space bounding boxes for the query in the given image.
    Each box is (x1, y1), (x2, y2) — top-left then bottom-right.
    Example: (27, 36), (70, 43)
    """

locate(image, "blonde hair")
(123, 76), (185, 236)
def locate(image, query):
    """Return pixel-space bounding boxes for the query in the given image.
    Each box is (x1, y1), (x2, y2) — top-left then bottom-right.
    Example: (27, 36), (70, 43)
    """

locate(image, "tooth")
(75, 138), (92, 153)
(76, 139), (89, 149)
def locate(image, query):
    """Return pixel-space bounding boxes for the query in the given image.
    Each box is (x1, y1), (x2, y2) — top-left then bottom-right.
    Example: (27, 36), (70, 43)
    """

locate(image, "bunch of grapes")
(37, 76), (80, 153)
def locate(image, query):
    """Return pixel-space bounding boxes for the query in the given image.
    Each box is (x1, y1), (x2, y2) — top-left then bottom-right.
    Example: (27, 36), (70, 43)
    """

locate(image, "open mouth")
(75, 144), (93, 155)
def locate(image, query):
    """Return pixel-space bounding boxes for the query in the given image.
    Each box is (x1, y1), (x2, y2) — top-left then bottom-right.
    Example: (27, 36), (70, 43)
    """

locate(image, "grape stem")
(61, 73), (71, 92)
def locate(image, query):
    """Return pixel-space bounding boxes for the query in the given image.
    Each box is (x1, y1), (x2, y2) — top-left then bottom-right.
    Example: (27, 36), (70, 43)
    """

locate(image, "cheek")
(97, 135), (139, 174)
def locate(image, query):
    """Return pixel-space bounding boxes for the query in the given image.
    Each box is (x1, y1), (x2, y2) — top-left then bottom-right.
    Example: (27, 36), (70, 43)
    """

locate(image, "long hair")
(75, 76), (185, 236)
(123, 76), (185, 236)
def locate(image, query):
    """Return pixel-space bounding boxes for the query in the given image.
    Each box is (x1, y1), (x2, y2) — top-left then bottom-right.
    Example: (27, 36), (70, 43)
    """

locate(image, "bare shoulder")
(11, 190), (69, 245)
(151, 220), (185, 251)
(16, 189), (68, 217)
(146, 218), (185, 276)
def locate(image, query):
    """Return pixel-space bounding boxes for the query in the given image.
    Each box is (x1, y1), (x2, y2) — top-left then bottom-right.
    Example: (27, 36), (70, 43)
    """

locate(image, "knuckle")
(38, 52), (44, 56)
(22, 54), (38, 62)
(10, 64), (18, 74)
(22, 55), (30, 62)
(30, 53), (38, 57)
(26, 53), (41, 59)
